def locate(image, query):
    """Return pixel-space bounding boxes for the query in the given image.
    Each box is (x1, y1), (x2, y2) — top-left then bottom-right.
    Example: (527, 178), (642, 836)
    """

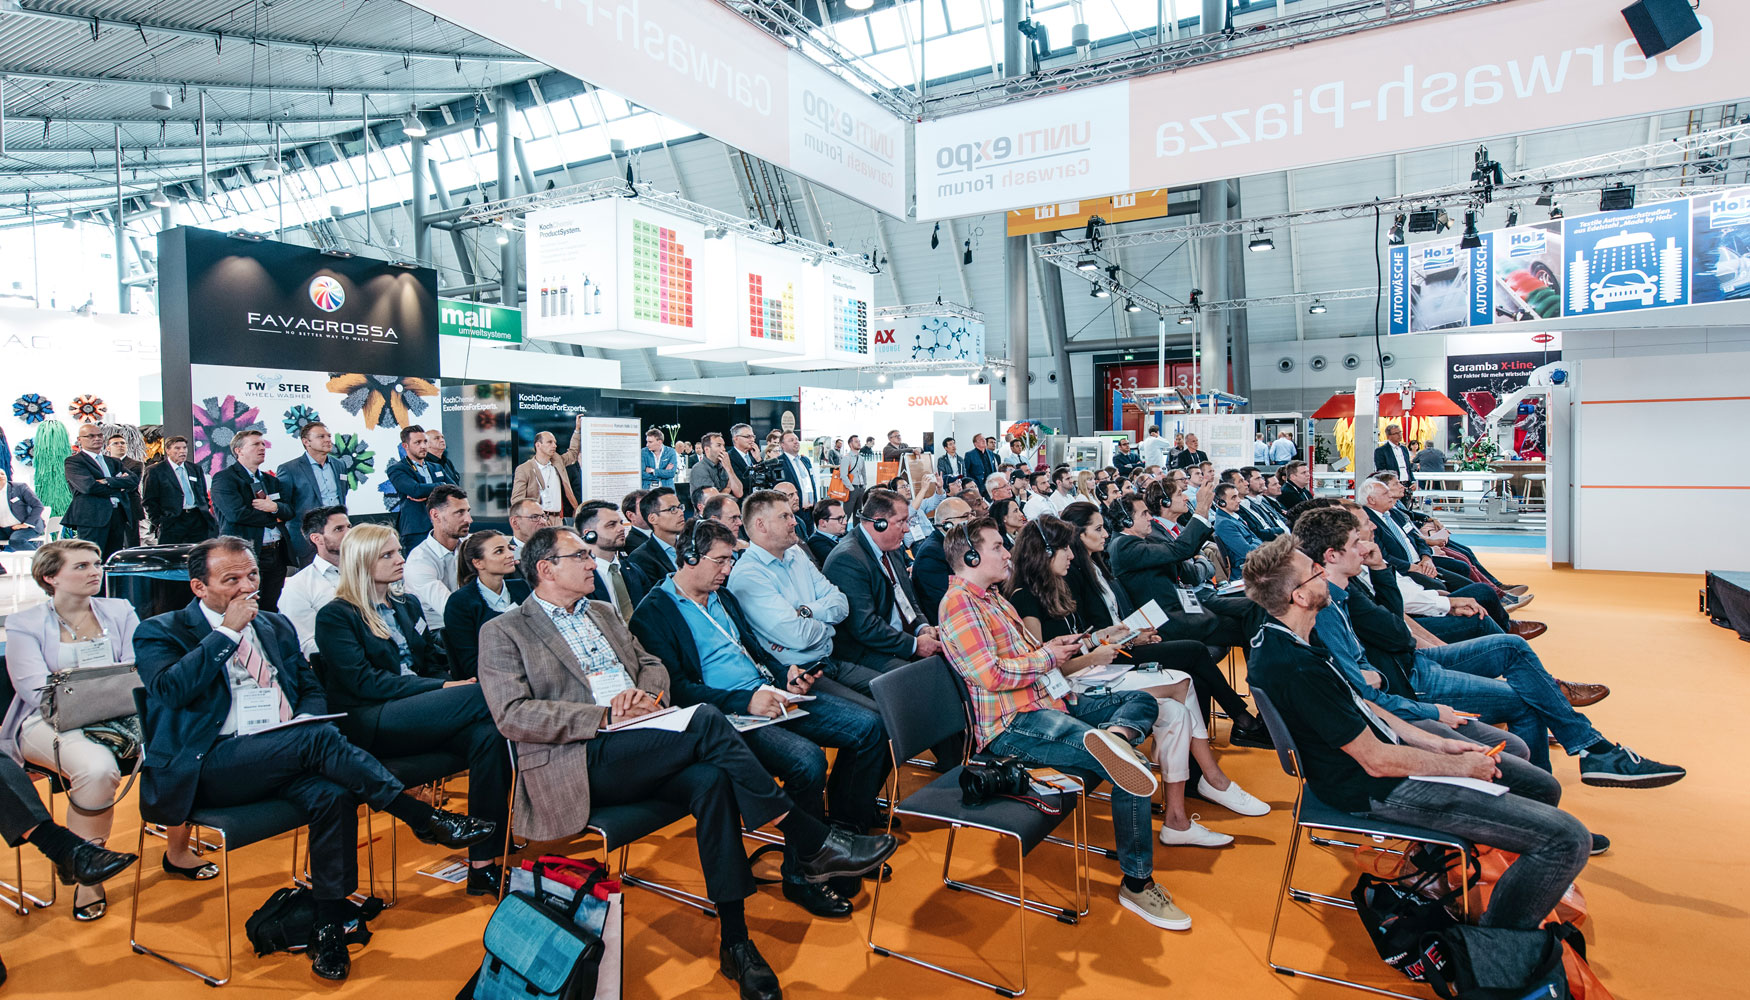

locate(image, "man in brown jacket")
(510, 414), (585, 520)
(477, 526), (896, 1000)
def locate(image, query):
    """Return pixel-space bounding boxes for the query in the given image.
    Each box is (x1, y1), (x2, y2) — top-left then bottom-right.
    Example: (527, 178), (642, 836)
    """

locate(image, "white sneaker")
(1159, 815), (1233, 848)
(1197, 776), (1271, 817)
(1084, 728), (1159, 798)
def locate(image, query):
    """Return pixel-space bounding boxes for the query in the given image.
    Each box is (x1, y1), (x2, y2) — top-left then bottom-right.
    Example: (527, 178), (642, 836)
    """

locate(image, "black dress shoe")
(466, 864), (505, 897)
(1229, 718), (1275, 750)
(408, 810), (498, 850)
(60, 842), (139, 887)
(794, 829), (897, 884)
(309, 922), (351, 982)
(782, 877), (852, 918)
(719, 939), (782, 1000)
(161, 856), (221, 881)
(826, 875), (862, 900)
(71, 885), (107, 922)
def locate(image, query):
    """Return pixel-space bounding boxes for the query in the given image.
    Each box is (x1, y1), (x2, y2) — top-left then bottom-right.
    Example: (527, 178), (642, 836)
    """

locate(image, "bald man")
(911, 497), (972, 626)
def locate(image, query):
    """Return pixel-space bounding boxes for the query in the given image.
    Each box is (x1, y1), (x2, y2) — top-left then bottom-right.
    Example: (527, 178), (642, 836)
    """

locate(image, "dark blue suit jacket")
(1365, 505), (1430, 572)
(275, 454), (351, 563)
(385, 457), (453, 539)
(133, 599), (329, 825)
(210, 463), (293, 552)
(964, 447), (998, 497)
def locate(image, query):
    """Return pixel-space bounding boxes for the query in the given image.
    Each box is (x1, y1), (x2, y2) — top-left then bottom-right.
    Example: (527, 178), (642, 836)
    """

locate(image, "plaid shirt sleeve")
(940, 579), (1063, 748)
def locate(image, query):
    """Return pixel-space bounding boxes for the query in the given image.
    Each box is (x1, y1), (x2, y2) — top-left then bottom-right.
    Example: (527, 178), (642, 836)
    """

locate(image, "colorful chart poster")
(1407, 238), (1472, 332)
(826, 270), (870, 355)
(629, 219), (694, 328)
(1690, 186), (1750, 304)
(1562, 199), (1689, 317)
(1487, 222), (1565, 324)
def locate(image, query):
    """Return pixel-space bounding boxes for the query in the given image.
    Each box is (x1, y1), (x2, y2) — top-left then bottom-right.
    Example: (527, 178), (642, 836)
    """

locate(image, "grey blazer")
(476, 597), (671, 842)
(1, 597), (139, 763)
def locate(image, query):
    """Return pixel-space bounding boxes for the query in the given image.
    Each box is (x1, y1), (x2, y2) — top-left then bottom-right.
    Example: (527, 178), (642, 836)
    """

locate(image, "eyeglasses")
(652, 505), (684, 517)
(1294, 564), (1327, 590)
(546, 550), (591, 565)
(699, 553), (736, 568)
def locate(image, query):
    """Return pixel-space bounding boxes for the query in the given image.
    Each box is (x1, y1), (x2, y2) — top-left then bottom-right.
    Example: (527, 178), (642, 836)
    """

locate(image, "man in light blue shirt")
(1267, 430), (1297, 465)
(728, 491), (883, 700)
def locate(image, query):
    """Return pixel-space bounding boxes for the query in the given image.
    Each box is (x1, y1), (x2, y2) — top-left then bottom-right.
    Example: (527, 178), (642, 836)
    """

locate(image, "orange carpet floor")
(2, 553), (1743, 999)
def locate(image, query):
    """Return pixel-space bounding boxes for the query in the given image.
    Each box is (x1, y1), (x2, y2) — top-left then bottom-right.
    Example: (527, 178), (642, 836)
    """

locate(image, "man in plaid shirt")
(938, 517), (1196, 932)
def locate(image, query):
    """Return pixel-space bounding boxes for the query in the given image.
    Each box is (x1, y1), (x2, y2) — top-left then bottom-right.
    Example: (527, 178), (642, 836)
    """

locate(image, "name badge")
(414, 619), (428, 634)
(71, 637), (111, 668)
(267, 492), (281, 501)
(1041, 669), (1072, 701)
(586, 668), (633, 705)
(235, 686), (282, 735)
(1175, 588), (1204, 615)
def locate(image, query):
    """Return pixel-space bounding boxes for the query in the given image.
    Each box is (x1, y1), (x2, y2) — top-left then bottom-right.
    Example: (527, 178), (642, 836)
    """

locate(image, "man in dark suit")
(142, 435), (218, 545)
(576, 500), (641, 622)
(727, 423), (762, 487)
(935, 437), (966, 482)
(620, 489), (652, 556)
(0, 467), (46, 552)
(821, 488), (943, 671)
(384, 425), (455, 553)
(963, 434), (998, 498)
(132, 537), (497, 981)
(1107, 491), (1251, 646)
(210, 429), (293, 611)
(62, 422), (142, 559)
(623, 487), (687, 606)
(808, 498), (847, 567)
(1277, 460), (1315, 511)
(776, 432), (819, 529)
(275, 422), (349, 566)
(912, 497), (970, 626)
(1170, 432), (1209, 470)
(1373, 423), (1416, 485)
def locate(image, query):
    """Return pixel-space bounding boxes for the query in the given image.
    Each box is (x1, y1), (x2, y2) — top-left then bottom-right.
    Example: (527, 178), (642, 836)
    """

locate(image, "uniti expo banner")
(916, 0), (1745, 219)
(1388, 185), (1750, 334)
(157, 228), (441, 513)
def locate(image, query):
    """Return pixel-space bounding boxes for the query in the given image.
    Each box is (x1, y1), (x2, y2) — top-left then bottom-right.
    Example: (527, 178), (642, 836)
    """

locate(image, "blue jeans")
(1412, 635), (1601, 770)
(740, 691), (890, 852)
(985, 691), (1159, 879)
(1417, 609), (1504, 643)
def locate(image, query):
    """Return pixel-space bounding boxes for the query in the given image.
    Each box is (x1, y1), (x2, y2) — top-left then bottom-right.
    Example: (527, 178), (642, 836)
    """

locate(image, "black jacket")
(142, 460), (216, 532)
(911, 529), (952, 626)
(210, 463), (293, 551)
(806, 531), (840, 568)
(443, 578), (531, 680)
(1342, 568), (1421, 703)
(313, 594), (446, 743)
(1109, 520), (1212, 597)
(1170, 449), (1208, 470)
(964, 447), (999, 496)
(822, 529), (924, 669)
(1373, 442), (1416, 483)
(628, 585), (780, 717)
(624, 536), (676, 606)
(133, 600), (328, 825)
(61, 450), (141, 530)
(1364, 506), (1429, 573)
(1278, 481), (1315, 513)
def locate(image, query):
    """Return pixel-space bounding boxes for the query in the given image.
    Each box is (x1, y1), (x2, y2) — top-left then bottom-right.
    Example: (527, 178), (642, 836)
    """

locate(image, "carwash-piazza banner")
(405, 0), (906, 218)
(917, 0), (1744, 219)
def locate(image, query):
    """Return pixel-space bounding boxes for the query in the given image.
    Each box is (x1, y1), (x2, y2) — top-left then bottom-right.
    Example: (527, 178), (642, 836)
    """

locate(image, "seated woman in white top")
(3, 540), (216, 921)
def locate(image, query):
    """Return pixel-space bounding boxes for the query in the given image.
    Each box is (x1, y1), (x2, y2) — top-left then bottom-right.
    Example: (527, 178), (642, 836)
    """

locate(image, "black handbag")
(1418, 922), (1583, 1000)
(1352, 846), (1469, 983)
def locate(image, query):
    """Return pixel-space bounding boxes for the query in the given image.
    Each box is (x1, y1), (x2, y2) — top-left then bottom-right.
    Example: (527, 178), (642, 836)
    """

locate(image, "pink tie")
(236, 633), (294, 722)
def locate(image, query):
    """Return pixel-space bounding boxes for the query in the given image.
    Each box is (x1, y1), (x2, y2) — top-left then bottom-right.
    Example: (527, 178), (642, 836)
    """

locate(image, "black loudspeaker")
(1621, 0), (1701, 58)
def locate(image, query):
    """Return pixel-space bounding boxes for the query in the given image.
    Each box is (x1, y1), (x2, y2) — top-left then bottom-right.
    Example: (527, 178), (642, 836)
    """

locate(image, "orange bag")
(1448, 845), (1588, 929)
(1562, 938), (1615, 1000)
(827, 467), (850, 501)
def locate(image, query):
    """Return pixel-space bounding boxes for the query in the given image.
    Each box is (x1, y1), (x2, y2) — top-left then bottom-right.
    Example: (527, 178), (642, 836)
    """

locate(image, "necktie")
(235, 632), (293, 722)
(606, 562), (634, 620)
(177, 466), (197, 508)
(878, 552), (920, 631)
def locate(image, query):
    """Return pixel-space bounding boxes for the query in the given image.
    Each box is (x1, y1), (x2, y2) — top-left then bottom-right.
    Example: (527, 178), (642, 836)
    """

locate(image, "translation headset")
(1108, 500), (1135, 530)
(861, 497), (889, 533)
(1033, 519), (1055, 556)
(954, 523), (981, 567)
(581, 528), (599, 546)
(678, 519), (704, 566)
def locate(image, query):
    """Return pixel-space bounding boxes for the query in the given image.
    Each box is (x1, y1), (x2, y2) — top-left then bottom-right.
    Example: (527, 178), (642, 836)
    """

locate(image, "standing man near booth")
(386, 425), (457, 554)
(510, 414), (584, 526)
(63, 423), (142, 560)
(276, 422), (349, 567)
(210, 430), (294, 611)
(143, 436), (218, 546)
(1374, 424), (1417, 485)
(777, 432), (819, 528)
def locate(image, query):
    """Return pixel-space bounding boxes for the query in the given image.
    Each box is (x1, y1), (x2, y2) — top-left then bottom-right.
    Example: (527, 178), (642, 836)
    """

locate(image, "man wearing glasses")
(506, 499), (552, 561)
(624, 487), (688, 607)
(807, 498), (848, 566)
(727, 423), (762, 489)
(909, 497), (971, 627)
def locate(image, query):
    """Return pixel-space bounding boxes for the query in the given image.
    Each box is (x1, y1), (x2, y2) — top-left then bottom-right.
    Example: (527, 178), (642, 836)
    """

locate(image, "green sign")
(439, 299), (522, 344)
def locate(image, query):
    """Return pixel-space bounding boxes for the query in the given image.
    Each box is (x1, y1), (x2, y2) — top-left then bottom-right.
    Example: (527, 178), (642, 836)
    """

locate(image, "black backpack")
(244, 886), (384, 957)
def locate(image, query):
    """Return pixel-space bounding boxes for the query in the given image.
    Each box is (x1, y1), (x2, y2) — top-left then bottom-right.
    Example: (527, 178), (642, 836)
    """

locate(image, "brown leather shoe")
(1503, 584), (1530, 596)
(1557, 680), (1610, 708)
(1507, 620), (1548, 640)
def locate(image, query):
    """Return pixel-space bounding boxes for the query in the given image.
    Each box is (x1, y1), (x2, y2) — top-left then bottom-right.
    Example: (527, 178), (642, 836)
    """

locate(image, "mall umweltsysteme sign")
(403, 0), (905, 218)
(916, 0), (1743, 219)
(441, 298), (523, 345)
(1387, 185), (1750, 333)
(157, 227), (440, 513)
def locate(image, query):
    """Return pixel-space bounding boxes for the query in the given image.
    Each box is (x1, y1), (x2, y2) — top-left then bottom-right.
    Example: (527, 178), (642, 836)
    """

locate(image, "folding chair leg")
(942, 824), (1078, 925)
(867, 827), (1032, 997)
(616, 841), (716, 918)
(130, 824), (235, 987)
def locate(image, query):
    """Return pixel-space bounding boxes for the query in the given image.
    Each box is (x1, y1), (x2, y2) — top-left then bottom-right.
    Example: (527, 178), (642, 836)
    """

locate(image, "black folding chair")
(1252, 686), (1474, 1000)
(497, 741), (715, 916)
(866, 657), (1088, 998)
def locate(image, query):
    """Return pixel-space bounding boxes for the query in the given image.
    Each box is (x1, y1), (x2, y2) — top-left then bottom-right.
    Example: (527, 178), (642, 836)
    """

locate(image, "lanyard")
(678, 590), (773, 682)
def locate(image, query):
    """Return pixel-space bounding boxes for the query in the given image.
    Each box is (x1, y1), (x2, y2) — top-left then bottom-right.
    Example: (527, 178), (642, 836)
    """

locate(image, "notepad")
(245, 713), (347, 736)
(756, 685), (816, 704)
(1406, 775), (1509, 796)
(602, 704), (699, 733)
(1123, 600), (1170, 630)
(728, 710), (811, 732)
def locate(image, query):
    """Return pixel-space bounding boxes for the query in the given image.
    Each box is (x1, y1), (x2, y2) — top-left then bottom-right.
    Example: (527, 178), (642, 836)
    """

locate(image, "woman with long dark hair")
(988, 498), (1026, 549)
(1006, 516), (1267, 845)
(1056, 503), (1271, 820)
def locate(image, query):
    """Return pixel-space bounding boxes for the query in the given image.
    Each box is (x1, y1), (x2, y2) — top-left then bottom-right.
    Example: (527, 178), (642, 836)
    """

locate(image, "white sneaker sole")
(1196, 778), (1271, 817)
(1159, 827), (1234, 848)
(1084, 730), (1160, 798)
(1120, 892), (1193, 931)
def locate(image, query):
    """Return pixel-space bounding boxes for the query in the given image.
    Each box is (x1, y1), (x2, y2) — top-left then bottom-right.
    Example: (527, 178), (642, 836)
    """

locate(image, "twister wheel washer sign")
(1563, 199), (1689, 316)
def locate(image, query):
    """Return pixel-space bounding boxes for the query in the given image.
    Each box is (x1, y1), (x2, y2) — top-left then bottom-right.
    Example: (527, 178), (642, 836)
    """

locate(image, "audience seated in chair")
(279, 506), (351, 657)
(134, 536), (497, 981)
(477, 526), (896, 1000)
(624, 487), (686, 607)
(908, 497), (971, 627)
(313, 524), (511, 897)
(402, 484), (473, 632)
(821, 489), (944, 671)
(444, 530), (529, 681)
(630, 516), (891, 920)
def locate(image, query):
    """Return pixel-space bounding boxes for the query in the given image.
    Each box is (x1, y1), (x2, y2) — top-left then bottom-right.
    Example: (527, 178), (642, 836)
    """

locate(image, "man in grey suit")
(477, 527), (896, 1000)
(276, 422), (349, 566)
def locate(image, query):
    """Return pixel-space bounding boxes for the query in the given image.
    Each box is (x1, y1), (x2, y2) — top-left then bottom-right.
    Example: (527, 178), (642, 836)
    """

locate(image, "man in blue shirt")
(628, 519), (890, 919)
(1210, 484), (1263, 571)
(277, 421), (349, 566)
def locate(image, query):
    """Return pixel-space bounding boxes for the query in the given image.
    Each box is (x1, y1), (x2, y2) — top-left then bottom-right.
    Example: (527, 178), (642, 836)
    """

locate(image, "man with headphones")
(624, 487), (689, 606)
(821, 488), (944, 671)
(910, 497), (972, 626)
(939, 517), (1197, 932)
(575, 500), (641, 622)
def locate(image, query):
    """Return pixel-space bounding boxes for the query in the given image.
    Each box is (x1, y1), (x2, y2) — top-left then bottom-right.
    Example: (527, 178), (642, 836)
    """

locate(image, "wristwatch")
(796, 605), (813, 619)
